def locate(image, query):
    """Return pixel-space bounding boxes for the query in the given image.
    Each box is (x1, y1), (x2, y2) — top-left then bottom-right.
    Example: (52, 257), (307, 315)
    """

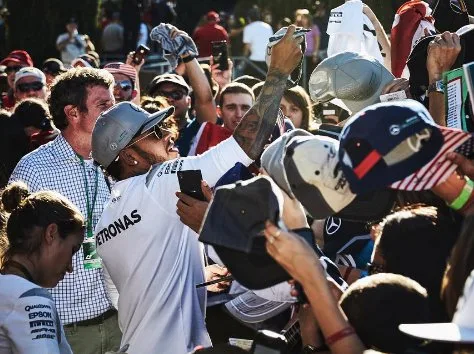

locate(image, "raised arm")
(233, 25), (303, 160)
(169, 26), (217, 124)
(363, 4), (391, 70)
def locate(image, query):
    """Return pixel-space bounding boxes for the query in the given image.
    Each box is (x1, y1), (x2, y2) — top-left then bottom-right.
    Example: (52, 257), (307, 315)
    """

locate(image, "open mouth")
(167, 140), (179, 153)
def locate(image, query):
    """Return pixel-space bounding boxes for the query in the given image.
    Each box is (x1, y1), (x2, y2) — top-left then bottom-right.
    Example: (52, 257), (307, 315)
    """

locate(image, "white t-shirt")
(0, 274), (72, 354)
(95, 137), (253, 354)
(56, 32), (86, 66)
(327, 0), (384, 64)
(243, 21), (273, 62)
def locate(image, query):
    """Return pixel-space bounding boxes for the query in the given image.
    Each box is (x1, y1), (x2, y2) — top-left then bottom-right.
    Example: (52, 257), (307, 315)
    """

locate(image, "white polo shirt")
(95, 137), (253, 354)
(0, 274), (72, 354)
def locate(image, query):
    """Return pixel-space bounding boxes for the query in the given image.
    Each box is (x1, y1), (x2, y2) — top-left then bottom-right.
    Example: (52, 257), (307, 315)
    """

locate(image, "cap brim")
(391, 130), (474, 191)
(343, 68), (395, 114)
(0, 58), (22, 66)
(224, 290), (291, 324)
(335, 188), (396, 222)
(399, 323), (474, 343)
(139, 106), (175, 134)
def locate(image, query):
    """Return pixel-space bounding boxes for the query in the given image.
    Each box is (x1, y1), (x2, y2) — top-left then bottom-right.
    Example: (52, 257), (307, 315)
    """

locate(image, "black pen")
(196, 275), (234, 288)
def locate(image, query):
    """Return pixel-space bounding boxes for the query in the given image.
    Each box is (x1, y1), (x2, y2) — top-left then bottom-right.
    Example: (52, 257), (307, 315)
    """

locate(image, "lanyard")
(78, 155), (99, 238)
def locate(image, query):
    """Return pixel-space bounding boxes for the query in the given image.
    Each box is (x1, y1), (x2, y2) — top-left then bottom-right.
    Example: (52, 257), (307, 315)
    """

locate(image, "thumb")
(447, 152), (474, 179)
(283, 25), (296, 41)
(201, 180), (213, 202)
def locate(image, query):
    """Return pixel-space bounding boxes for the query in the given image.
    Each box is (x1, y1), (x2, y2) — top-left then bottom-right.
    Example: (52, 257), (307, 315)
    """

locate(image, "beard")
(132, 145), (169, 166)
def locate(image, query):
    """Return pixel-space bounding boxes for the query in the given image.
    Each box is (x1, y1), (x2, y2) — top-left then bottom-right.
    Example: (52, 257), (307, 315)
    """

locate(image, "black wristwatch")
(426, 80), (445, 95)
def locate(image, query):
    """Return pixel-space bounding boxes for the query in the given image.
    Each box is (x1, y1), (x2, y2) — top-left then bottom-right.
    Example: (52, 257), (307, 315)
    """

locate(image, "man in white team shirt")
(91, 26), (303, 354)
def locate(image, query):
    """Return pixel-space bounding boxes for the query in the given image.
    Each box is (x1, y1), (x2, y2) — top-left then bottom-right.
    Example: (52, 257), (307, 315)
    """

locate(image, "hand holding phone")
(132, 44), (150, 65)
(177, 170), (207, 201)
(211, 40), (229, 71)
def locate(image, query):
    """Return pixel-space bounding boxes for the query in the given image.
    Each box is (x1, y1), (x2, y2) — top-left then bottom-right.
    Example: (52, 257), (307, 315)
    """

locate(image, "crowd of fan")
(0, 1), (474, 354)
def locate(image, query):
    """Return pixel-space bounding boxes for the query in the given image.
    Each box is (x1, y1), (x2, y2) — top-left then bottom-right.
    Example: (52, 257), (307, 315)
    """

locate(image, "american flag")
(391, 129), (474, 191)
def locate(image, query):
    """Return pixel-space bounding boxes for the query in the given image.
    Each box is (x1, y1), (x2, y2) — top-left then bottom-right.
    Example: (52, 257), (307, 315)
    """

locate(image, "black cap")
(42, 58), (67, 75)
(199, 176), (291, 290)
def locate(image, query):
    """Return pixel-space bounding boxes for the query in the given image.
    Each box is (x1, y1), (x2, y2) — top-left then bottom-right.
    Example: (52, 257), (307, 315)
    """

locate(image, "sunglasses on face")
(114, 80), (133, 91)
(5, 65), (23, 74)
(157, 90), (186, 100)
(125, 124), (172, 149)
(17, 82), (44, 93)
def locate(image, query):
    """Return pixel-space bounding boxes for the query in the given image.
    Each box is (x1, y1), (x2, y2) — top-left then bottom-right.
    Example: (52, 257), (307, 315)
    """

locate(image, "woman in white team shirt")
(0, 182), (84, 354)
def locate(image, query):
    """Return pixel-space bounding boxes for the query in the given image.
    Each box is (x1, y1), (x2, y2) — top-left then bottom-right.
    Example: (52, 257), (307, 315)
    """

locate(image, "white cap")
(14, 67), (46, 87)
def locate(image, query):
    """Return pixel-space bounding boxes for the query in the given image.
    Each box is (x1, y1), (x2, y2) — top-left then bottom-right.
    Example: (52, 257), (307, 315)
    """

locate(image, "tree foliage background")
(234, 0), (406, 30)
(3, 0), (407, 64)
(5, 0), (101, 64)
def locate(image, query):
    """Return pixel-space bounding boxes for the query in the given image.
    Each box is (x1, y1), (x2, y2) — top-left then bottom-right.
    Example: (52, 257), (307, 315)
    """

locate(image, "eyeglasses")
(5, 65), (23, 74)
(367, 262), (385, 275)
(17, 82), (44, 93)
(156, 90), (186, 100)
(114, 80), (133, 91)
(125, 124), (172, 149)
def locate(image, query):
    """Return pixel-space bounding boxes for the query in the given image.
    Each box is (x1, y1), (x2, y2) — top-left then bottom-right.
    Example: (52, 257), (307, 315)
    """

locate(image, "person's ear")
(216, 105), (222, 117)
(131, 89), (138, 100)
(64, 105), (79, 125)
(119, 148), (139, 166)
(186, 95), (191, 108)
(44, 223), (59, 246)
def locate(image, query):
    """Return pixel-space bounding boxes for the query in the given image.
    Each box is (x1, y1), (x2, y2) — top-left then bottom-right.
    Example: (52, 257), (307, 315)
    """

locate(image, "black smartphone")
(132, 44), (150, 65)
(177, 170), (206, 201)
(211, 40), (229, 71)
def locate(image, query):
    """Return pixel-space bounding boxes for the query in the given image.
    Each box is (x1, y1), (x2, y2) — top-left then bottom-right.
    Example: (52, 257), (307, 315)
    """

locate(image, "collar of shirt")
(50, 134), (93, 165)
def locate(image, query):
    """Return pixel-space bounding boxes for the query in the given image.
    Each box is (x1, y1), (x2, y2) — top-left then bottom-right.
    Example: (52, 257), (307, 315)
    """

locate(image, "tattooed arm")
(233, 25), (303, 160)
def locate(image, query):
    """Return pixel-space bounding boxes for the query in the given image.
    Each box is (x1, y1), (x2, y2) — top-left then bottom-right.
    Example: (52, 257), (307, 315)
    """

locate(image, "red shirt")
(193, 23), (229, 57)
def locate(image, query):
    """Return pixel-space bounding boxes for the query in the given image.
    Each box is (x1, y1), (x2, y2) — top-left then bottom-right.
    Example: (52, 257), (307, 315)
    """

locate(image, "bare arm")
(170, 26), (217, 124)
(243, 43), (251, 57)
(264, 223), (366, 354)
(126, 51), (144, 106)
(184, 58), (217, 124)
(233, 26), (303, 159)
(363, 4), (391, 70)
(426, 32), (462, 126)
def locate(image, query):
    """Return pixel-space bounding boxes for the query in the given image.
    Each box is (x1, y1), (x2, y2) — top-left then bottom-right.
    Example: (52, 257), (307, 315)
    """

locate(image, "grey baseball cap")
(309, 52), (394, 115)
(92, 102), (174, 168)
(261, 129), (312, 198)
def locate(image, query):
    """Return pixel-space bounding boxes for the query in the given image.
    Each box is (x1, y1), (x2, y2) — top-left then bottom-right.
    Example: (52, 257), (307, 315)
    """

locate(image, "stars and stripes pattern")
(391, 129), (474, 191)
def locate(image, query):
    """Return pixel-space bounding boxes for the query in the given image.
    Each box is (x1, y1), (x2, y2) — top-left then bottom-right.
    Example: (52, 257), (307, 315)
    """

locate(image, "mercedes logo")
(389, 125), (401, 135)
(325, 217), (342, 235)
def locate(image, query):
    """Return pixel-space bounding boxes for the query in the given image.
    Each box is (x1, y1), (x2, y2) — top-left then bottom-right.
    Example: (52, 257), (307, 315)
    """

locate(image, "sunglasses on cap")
(17, 81), (44, 93)
(5, 65), (23, 74)
(156, 90), (186, 100)
(125, 124), (173, 149)
(114, 80), (133, 91)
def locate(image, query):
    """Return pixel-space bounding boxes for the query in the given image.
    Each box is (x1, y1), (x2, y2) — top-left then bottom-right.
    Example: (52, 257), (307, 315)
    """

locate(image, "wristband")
(182, 55), (195, 63)
(325, 326), (355, 346)
(449, 178), (474, 210)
